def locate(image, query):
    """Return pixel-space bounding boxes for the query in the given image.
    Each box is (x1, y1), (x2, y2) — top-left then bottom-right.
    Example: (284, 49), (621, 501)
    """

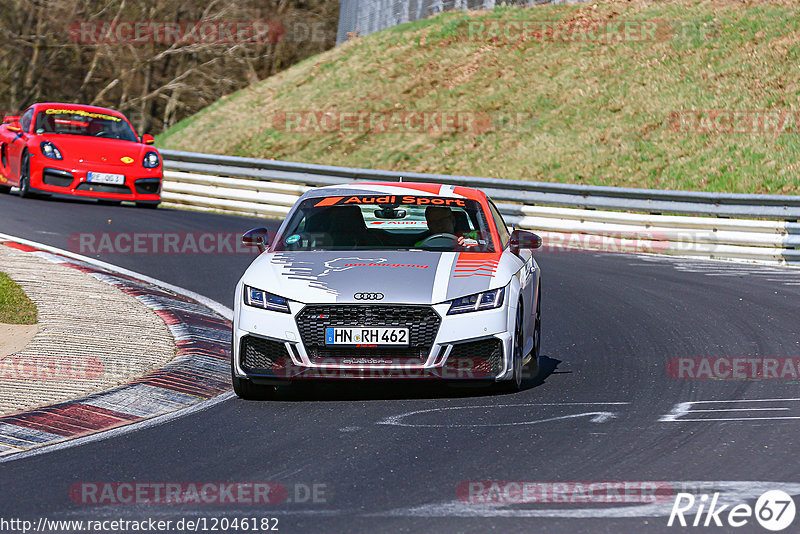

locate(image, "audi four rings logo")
(354, 292), (384, 300)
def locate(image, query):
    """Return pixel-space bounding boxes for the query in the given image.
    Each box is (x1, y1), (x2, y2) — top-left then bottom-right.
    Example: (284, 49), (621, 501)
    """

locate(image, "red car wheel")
(18, 152), (33, 198)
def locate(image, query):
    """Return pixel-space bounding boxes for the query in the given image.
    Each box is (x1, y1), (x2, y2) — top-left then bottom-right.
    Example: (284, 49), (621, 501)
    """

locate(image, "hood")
(241, 250), (519, 305)
(43, 135), (153, 168)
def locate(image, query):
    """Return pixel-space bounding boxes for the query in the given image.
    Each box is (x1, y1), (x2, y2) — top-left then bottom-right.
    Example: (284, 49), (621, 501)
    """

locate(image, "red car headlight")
(143, 151), (160, 168)
(40, 141), (62, 160)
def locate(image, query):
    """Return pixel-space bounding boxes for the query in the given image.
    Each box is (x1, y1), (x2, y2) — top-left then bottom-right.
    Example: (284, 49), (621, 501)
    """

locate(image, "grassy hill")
(157, 0), (800, 194)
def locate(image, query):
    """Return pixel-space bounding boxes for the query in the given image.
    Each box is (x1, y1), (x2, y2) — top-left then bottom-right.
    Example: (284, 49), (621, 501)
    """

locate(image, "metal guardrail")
(159, 149), (800, 265)
(161, 150), (800, 220)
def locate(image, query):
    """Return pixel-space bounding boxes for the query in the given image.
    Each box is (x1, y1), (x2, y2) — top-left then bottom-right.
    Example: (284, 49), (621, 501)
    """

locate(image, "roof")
(303, 181), (487, 202)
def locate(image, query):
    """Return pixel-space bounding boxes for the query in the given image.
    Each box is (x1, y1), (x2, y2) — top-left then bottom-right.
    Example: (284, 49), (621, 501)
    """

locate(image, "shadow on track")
(526, 355), (563, 389)
(238, 356), (562, 402)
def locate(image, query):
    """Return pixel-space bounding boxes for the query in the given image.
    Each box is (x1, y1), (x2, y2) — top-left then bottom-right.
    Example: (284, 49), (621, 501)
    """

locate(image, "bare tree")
(0, 0), (338, 133)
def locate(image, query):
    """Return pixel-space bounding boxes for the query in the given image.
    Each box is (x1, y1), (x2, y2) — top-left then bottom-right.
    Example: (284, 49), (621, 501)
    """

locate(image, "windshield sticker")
(45, 108), (122, 122)
(285, 234), (301, 244)
(367, 220), (428, 227)
(315, 195), (466, 207)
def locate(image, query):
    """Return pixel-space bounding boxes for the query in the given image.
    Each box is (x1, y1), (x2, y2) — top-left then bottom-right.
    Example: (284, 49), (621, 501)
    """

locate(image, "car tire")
(97, 199), (122, 206)
(497, 302), (524, 393)
(18, 152), (33, 198)
(136, 202), (159, 209)
(525, 283), (542, 380)
(0, 185), (11, 194)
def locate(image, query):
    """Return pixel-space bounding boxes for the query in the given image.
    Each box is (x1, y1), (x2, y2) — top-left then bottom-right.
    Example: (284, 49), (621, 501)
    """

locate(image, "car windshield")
(274, 195), (496, 252)
(33, 108), (138, 142)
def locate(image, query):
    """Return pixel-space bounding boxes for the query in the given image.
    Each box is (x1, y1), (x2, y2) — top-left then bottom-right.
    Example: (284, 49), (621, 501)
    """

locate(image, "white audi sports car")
(232, 181), (542, 398)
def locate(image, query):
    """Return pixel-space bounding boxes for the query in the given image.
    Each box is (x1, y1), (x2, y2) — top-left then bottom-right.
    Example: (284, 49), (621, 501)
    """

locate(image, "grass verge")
(0, 271), (37, 324)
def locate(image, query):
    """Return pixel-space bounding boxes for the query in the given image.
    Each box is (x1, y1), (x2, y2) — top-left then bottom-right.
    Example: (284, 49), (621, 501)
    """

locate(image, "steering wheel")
(94, 131), (108, 137)
(418, 233), (459, 248)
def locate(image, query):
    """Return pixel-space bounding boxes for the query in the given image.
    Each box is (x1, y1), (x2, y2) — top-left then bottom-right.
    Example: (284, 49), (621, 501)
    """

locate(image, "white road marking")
(670, 417), (800, 422)
(378, 403), (629, 428)
(660, 398), (800, 422)
(626, 254), (800, 287)
(688, 408), (790, 412)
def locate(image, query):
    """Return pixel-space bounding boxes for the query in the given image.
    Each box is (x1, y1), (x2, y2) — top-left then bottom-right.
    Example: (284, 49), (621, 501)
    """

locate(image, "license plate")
(325, 327), (409, 346)
(87, 172), (125, 185)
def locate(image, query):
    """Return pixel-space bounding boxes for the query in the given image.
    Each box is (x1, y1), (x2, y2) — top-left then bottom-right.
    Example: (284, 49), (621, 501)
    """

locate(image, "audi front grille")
(295, 305), (441, 363)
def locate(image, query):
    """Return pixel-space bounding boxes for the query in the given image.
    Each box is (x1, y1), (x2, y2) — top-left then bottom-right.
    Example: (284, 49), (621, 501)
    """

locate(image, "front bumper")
(30, 164), (161, 202)
(232, 297), (516, 382)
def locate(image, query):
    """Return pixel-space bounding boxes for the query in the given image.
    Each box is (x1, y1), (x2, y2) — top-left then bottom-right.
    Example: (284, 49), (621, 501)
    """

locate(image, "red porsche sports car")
(0, 103), (162, 207)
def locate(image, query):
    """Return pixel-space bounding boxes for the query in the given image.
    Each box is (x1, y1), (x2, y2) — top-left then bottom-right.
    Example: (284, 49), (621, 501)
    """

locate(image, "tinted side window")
(20, 109), (33, 132)
(488, 200), (511, 249)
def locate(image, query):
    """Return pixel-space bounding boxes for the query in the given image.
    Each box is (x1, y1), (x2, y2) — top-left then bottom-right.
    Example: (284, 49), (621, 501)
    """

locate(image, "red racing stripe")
(314, 196), (345, 207)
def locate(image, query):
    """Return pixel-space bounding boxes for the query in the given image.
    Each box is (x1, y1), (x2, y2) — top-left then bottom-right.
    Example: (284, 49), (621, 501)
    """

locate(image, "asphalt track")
(2, 193), (800, 533)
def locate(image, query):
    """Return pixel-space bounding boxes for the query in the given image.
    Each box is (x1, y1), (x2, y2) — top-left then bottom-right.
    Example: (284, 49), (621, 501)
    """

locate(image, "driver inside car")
(87, 118), (104, 136)
(417, 206), (478, 248)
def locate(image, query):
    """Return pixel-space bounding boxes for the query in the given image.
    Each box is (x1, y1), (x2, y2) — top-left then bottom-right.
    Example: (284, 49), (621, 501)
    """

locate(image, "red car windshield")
(33, 108), (138, 142)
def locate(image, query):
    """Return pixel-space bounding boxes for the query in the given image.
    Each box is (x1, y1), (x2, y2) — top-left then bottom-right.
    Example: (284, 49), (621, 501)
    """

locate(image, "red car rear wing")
(2, 115), (21, 124)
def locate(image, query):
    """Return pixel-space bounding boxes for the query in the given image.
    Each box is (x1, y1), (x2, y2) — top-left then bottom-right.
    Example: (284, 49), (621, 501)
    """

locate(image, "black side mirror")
(510, 229), (542, 255)
(242, 227), (269, 252)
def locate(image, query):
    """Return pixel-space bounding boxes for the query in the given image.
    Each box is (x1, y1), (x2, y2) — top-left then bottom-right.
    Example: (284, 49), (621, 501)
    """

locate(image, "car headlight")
(244, 285), (291, 313)
(447, 287), (505, 315)
(40, 141), (62, 160)
(142, 151), (160, 168)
